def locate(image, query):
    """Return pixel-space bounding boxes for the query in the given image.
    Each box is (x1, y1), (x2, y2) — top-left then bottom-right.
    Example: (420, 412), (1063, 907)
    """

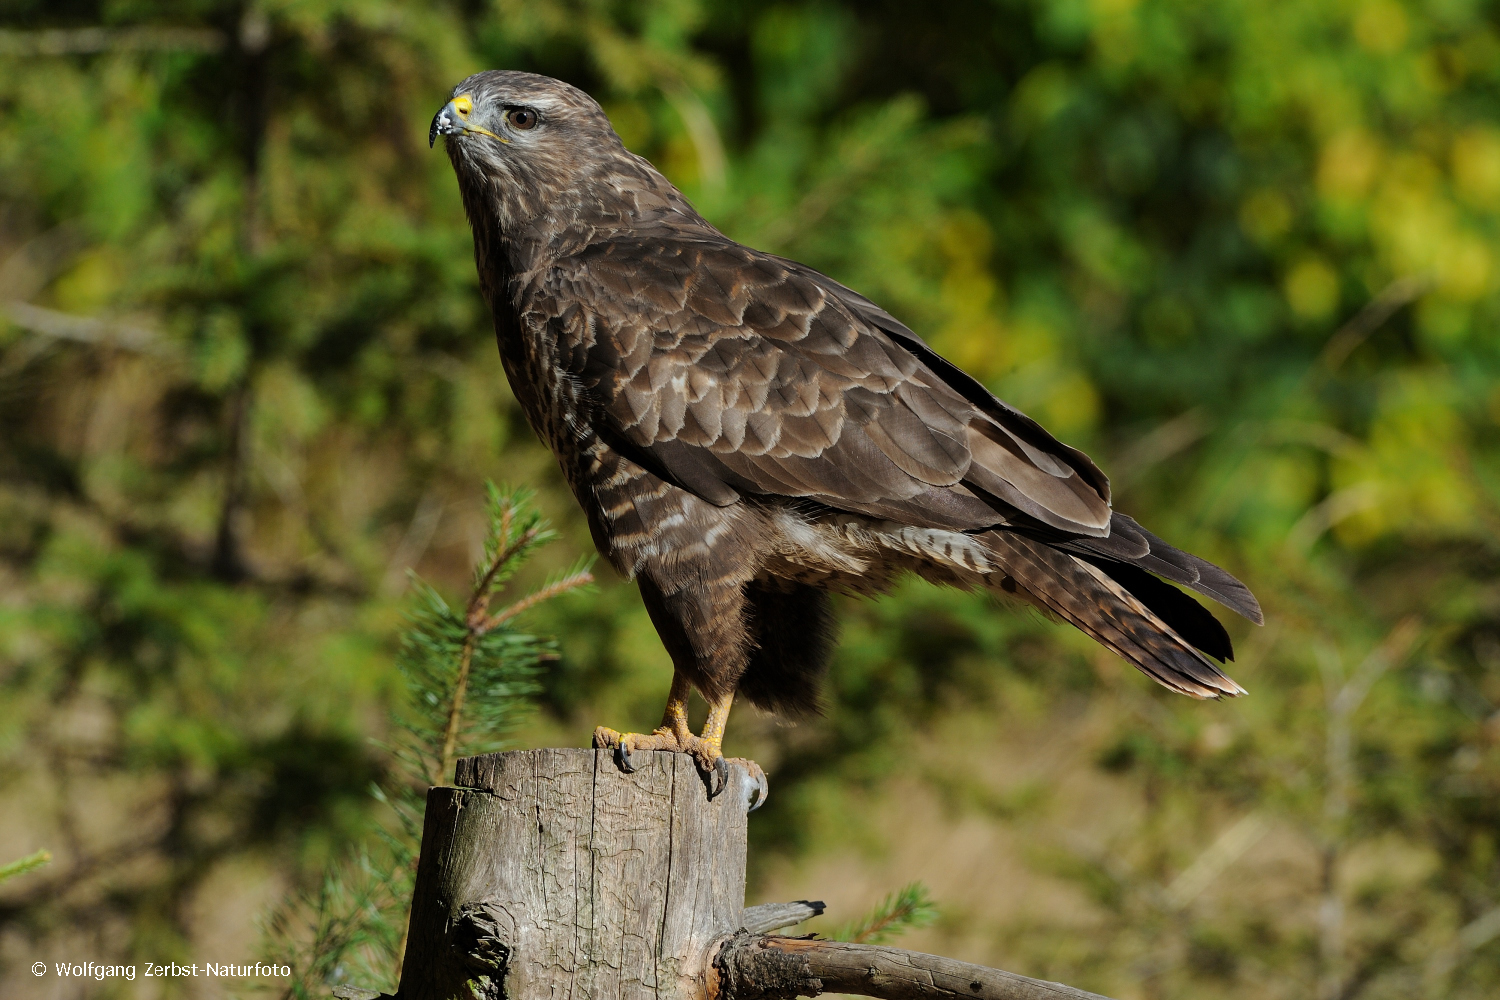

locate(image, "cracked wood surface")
(398, 748), (753, 1000)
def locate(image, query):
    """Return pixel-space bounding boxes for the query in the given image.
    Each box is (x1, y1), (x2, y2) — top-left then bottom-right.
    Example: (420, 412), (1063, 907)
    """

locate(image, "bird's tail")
(981, 531), (1247, 699)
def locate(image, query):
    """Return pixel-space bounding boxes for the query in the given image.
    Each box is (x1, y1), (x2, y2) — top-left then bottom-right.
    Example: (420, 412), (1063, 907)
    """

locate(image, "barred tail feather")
(984, 532), (1247, 699)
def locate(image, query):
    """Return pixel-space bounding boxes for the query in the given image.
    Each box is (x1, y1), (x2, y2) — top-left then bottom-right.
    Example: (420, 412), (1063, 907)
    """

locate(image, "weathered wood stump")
(399, 748), (755, 1000)
(396, 747), (1113, 1000)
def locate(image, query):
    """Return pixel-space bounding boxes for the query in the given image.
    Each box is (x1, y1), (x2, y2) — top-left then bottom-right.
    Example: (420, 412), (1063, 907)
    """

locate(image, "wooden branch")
(2, 300), (168, 355)
(712, 933), (1115, 1000)
(740, 901), (826, 935)
(1318, 274), (1429, 372)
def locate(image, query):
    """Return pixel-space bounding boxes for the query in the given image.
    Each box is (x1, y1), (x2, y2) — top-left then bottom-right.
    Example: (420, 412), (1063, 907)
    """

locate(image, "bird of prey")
(430, 72), (1261, 801)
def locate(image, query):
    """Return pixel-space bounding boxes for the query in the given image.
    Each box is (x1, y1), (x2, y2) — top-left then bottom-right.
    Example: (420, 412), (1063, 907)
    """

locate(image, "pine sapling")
(258, 485), (592, 1000)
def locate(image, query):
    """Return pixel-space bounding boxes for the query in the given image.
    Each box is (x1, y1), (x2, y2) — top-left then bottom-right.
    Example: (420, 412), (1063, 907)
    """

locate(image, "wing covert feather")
(528, 236), (1112, 535)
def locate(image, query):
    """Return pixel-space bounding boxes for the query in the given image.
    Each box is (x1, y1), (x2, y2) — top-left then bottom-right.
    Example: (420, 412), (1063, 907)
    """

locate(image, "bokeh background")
(3, 1), (1500, 998)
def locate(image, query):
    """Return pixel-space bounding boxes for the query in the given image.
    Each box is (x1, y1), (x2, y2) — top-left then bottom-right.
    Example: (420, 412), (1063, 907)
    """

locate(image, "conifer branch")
(482, 568), (596, 631)
(834, 882), (937, 945)
(437, 634), (478, 787)
(465, 525), (537, 628)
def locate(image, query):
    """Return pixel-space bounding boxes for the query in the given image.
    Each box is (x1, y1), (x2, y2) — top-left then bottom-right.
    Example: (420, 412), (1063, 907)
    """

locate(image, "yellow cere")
(448, 93), (506, 142)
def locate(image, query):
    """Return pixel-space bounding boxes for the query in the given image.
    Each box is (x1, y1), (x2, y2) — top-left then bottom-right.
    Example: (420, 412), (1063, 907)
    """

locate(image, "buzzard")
(431, 72), (1261, 802)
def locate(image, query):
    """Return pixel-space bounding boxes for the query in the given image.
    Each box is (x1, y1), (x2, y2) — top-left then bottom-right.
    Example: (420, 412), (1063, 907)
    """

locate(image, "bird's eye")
(507, 109), (538, 130)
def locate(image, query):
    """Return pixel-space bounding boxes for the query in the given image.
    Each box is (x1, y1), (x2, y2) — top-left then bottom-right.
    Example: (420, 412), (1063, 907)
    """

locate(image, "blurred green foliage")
(1, 1), (1499, 998)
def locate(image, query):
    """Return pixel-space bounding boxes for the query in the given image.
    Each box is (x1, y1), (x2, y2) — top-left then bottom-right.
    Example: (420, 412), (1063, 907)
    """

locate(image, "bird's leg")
(697, 688), (731, 749)
(701, 691), (769, 810)
(592, 674), (765, 806)
(654, 669), (695, 745)
(684, 687), (733, 793)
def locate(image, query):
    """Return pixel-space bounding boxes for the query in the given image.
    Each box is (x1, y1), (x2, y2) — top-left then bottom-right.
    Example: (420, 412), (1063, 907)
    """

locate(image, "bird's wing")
(528, 236), (1111, 536)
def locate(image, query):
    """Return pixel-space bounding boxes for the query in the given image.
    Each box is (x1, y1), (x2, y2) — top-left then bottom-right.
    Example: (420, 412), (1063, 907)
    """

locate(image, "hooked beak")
(429, 94), (504, 148)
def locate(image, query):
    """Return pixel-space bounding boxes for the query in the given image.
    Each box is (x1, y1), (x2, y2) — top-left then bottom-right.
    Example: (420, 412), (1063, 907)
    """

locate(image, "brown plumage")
(431, 72), (1261, 797)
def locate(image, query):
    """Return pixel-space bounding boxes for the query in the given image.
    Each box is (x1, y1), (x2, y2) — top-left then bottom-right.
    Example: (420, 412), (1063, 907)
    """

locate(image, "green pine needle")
(832, 882), (938, 944)
(0, 849), (51, 885)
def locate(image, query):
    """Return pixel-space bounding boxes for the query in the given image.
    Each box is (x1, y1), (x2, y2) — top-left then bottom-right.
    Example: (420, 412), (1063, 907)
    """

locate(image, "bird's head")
(431, 71), (705, 257)
(430, 70), (616, 151)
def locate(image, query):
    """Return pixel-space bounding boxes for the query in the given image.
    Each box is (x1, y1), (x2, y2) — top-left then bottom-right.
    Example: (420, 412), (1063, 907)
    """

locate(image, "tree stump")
(398, 748), (756, 1000)
(395, 747), (1114, 1000)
